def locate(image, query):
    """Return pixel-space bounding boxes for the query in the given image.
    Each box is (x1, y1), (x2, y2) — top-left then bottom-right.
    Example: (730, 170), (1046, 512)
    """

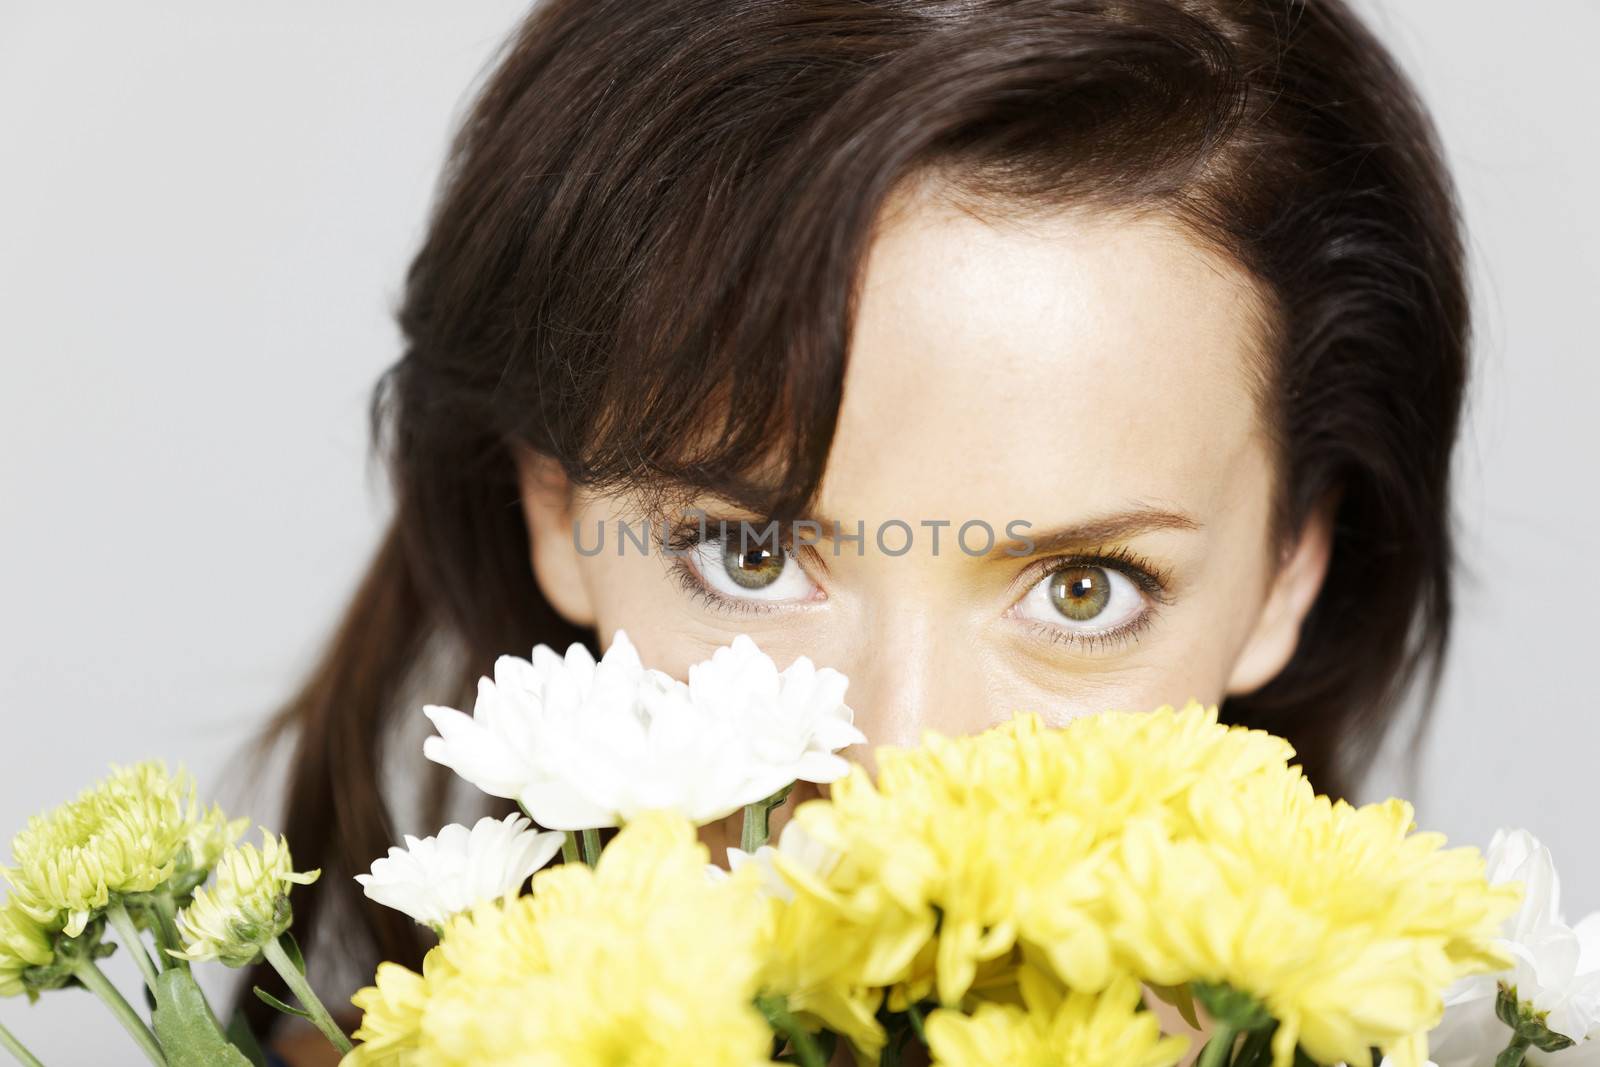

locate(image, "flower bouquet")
(2, 632), (1596, 1066)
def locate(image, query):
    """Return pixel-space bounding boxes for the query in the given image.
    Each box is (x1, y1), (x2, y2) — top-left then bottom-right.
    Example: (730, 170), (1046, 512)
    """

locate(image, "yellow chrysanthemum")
(344, 811), (777, 1067)
(171, 829), (319, 967)
(786, 703), (1292, 1009)
(750, 874), (891, 1062)
(1038, 701), (1296, 834)
(3, 761), (236, 937)
(347, 960), (431, 1065)
(0, 898), (51, 999)
(1106, 768), (1519, 1067)
(925, 968), (1188, 1067)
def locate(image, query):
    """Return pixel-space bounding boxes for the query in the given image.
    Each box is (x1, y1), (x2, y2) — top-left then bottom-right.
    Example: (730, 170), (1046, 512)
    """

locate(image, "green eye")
(720, 544), (786, 590)
(683, 537), (819, 605)
(1017, 559), (1149, 644)
(1048, 566), (1111, 621)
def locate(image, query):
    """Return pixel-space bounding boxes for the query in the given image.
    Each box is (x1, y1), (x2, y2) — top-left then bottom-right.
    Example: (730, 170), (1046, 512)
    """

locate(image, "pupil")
(1049, 566), (1110, 622)
(722, 543), (784, 589)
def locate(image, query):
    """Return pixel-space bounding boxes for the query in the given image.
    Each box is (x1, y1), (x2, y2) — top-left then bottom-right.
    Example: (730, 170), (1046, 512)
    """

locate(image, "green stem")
(740, 801), (768, 853)
(580, 829), (602, 868)
(262, 937), (352, 1054)
(0, 1018), (46, 1067)
(741, 785), (793, 853)
(1495, 1038), (1532, 1067)
(146, 895), (185, 971)
(561, 832), (580, 865)
(105, 901), (160, 994)
(1197, 1024), (1238, 1067)
(757, 996), (824, 1067)
(905, 1002), (927, 1045)
(71, 958), (166, 1066)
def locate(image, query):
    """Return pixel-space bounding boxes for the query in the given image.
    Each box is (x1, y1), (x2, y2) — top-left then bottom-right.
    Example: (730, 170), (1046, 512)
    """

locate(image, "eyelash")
(665, 522), (1174, 651)
(1016, 544), (1173, 652)
(664, 519), (809, 617)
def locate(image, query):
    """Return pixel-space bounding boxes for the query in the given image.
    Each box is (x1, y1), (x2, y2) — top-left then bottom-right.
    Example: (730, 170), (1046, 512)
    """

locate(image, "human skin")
(519, 171), (1336, 844)
(507, 174), (1335, 1066)
(275, 175), (1332, 1067)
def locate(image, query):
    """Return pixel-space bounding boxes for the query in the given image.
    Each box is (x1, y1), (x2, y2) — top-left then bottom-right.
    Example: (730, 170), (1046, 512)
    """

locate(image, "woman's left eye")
(1014, 564), (1148, 638)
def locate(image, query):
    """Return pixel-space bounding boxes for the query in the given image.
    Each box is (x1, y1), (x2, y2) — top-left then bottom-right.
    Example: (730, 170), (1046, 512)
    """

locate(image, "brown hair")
(243, 0), (1469, 1028)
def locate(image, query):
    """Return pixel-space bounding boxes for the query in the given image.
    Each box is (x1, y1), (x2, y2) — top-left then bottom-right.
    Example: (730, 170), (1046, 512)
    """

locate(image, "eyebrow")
(668, 500), (1200, 557)
(989, 506), (1202, 559)
(656, 495), (1196, 556)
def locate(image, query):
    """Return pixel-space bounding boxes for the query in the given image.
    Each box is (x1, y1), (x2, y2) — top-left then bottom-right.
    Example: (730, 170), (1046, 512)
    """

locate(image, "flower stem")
(0, 1018), (46, 1067)
(740, 801), (767, 853)
(905, 1002), (927, 1044)
(105, 901), (161, 994)
(757, 995), (825, 1067)
(1495, 1038), (1532, 1067)
(70, 958), (166, 1066)
(580, 829), (602, 868)
(1197, 1024), (1238, 1067)
(561, 832), (580, 865)
(261, 937), (352, 1054)
(741, 785), (793, 853)
(145, 894), (184, 971)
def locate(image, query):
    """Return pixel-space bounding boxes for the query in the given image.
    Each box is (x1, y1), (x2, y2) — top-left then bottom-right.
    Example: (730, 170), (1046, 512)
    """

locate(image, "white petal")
(519, 780), (618, 832)
(354, 814), (564, 928)
(421, 706), (530, 800)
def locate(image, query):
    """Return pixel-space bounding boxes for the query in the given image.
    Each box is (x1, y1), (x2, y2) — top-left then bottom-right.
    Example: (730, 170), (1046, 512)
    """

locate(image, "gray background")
(2, 2), (1596, 1061)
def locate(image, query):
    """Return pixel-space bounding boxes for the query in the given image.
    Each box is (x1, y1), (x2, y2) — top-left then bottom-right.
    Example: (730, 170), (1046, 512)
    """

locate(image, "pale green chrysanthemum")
(186, 805), (250, 880)
(4, 762), (223, 937)
(171, 829), (319, 968)
(0, 898), (52, 999)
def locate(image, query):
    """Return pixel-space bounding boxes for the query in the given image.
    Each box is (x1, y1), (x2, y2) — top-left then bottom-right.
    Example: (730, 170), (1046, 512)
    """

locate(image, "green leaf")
(1496, 983), (1523, 1029)
(1233, 1028), (1275, 1067)
(1495, 980), (1577, 1053)
(1531, 1028), (1577, 1052)
(253, 986), (314, 1021)
(151, 968), (255, 1067)
(1148, 982), (1201, 1030)
(1192, 981), (1272, 1032)
(224, 1011), (269, 1067)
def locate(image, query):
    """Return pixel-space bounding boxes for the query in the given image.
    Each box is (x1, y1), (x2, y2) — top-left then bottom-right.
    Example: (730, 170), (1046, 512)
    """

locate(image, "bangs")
(452, 0), (1249, 526)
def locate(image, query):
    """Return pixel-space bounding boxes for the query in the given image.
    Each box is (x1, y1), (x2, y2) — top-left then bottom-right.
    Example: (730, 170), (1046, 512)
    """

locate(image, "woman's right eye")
(685, 538), (819, 603)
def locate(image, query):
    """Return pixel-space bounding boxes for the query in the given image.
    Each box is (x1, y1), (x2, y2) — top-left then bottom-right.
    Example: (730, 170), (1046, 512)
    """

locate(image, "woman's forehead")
(817, 192), (1277, 524)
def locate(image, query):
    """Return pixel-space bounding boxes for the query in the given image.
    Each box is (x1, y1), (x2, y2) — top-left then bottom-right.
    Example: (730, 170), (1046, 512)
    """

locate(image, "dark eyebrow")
(992, 506), (1201, 559)
(655, 500), (1200, 558)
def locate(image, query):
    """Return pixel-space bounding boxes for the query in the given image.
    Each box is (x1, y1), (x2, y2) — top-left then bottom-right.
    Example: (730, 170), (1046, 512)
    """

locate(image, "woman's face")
(518, 175), (1334, 839)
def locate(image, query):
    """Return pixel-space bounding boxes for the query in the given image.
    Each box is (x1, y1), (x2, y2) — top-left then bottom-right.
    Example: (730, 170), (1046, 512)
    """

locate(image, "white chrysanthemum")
(1432, 829), (1600, 1066)
(688, 634), (866, 800)
(423, 632), (751, 828)
(421, 635), (643, 810)
(355, 814), (563, 929)
(423, 631), (863, 831)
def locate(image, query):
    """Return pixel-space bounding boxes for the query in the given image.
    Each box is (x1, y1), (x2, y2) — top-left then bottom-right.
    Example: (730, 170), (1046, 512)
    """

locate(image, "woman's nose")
(831, 618), (986, 776)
